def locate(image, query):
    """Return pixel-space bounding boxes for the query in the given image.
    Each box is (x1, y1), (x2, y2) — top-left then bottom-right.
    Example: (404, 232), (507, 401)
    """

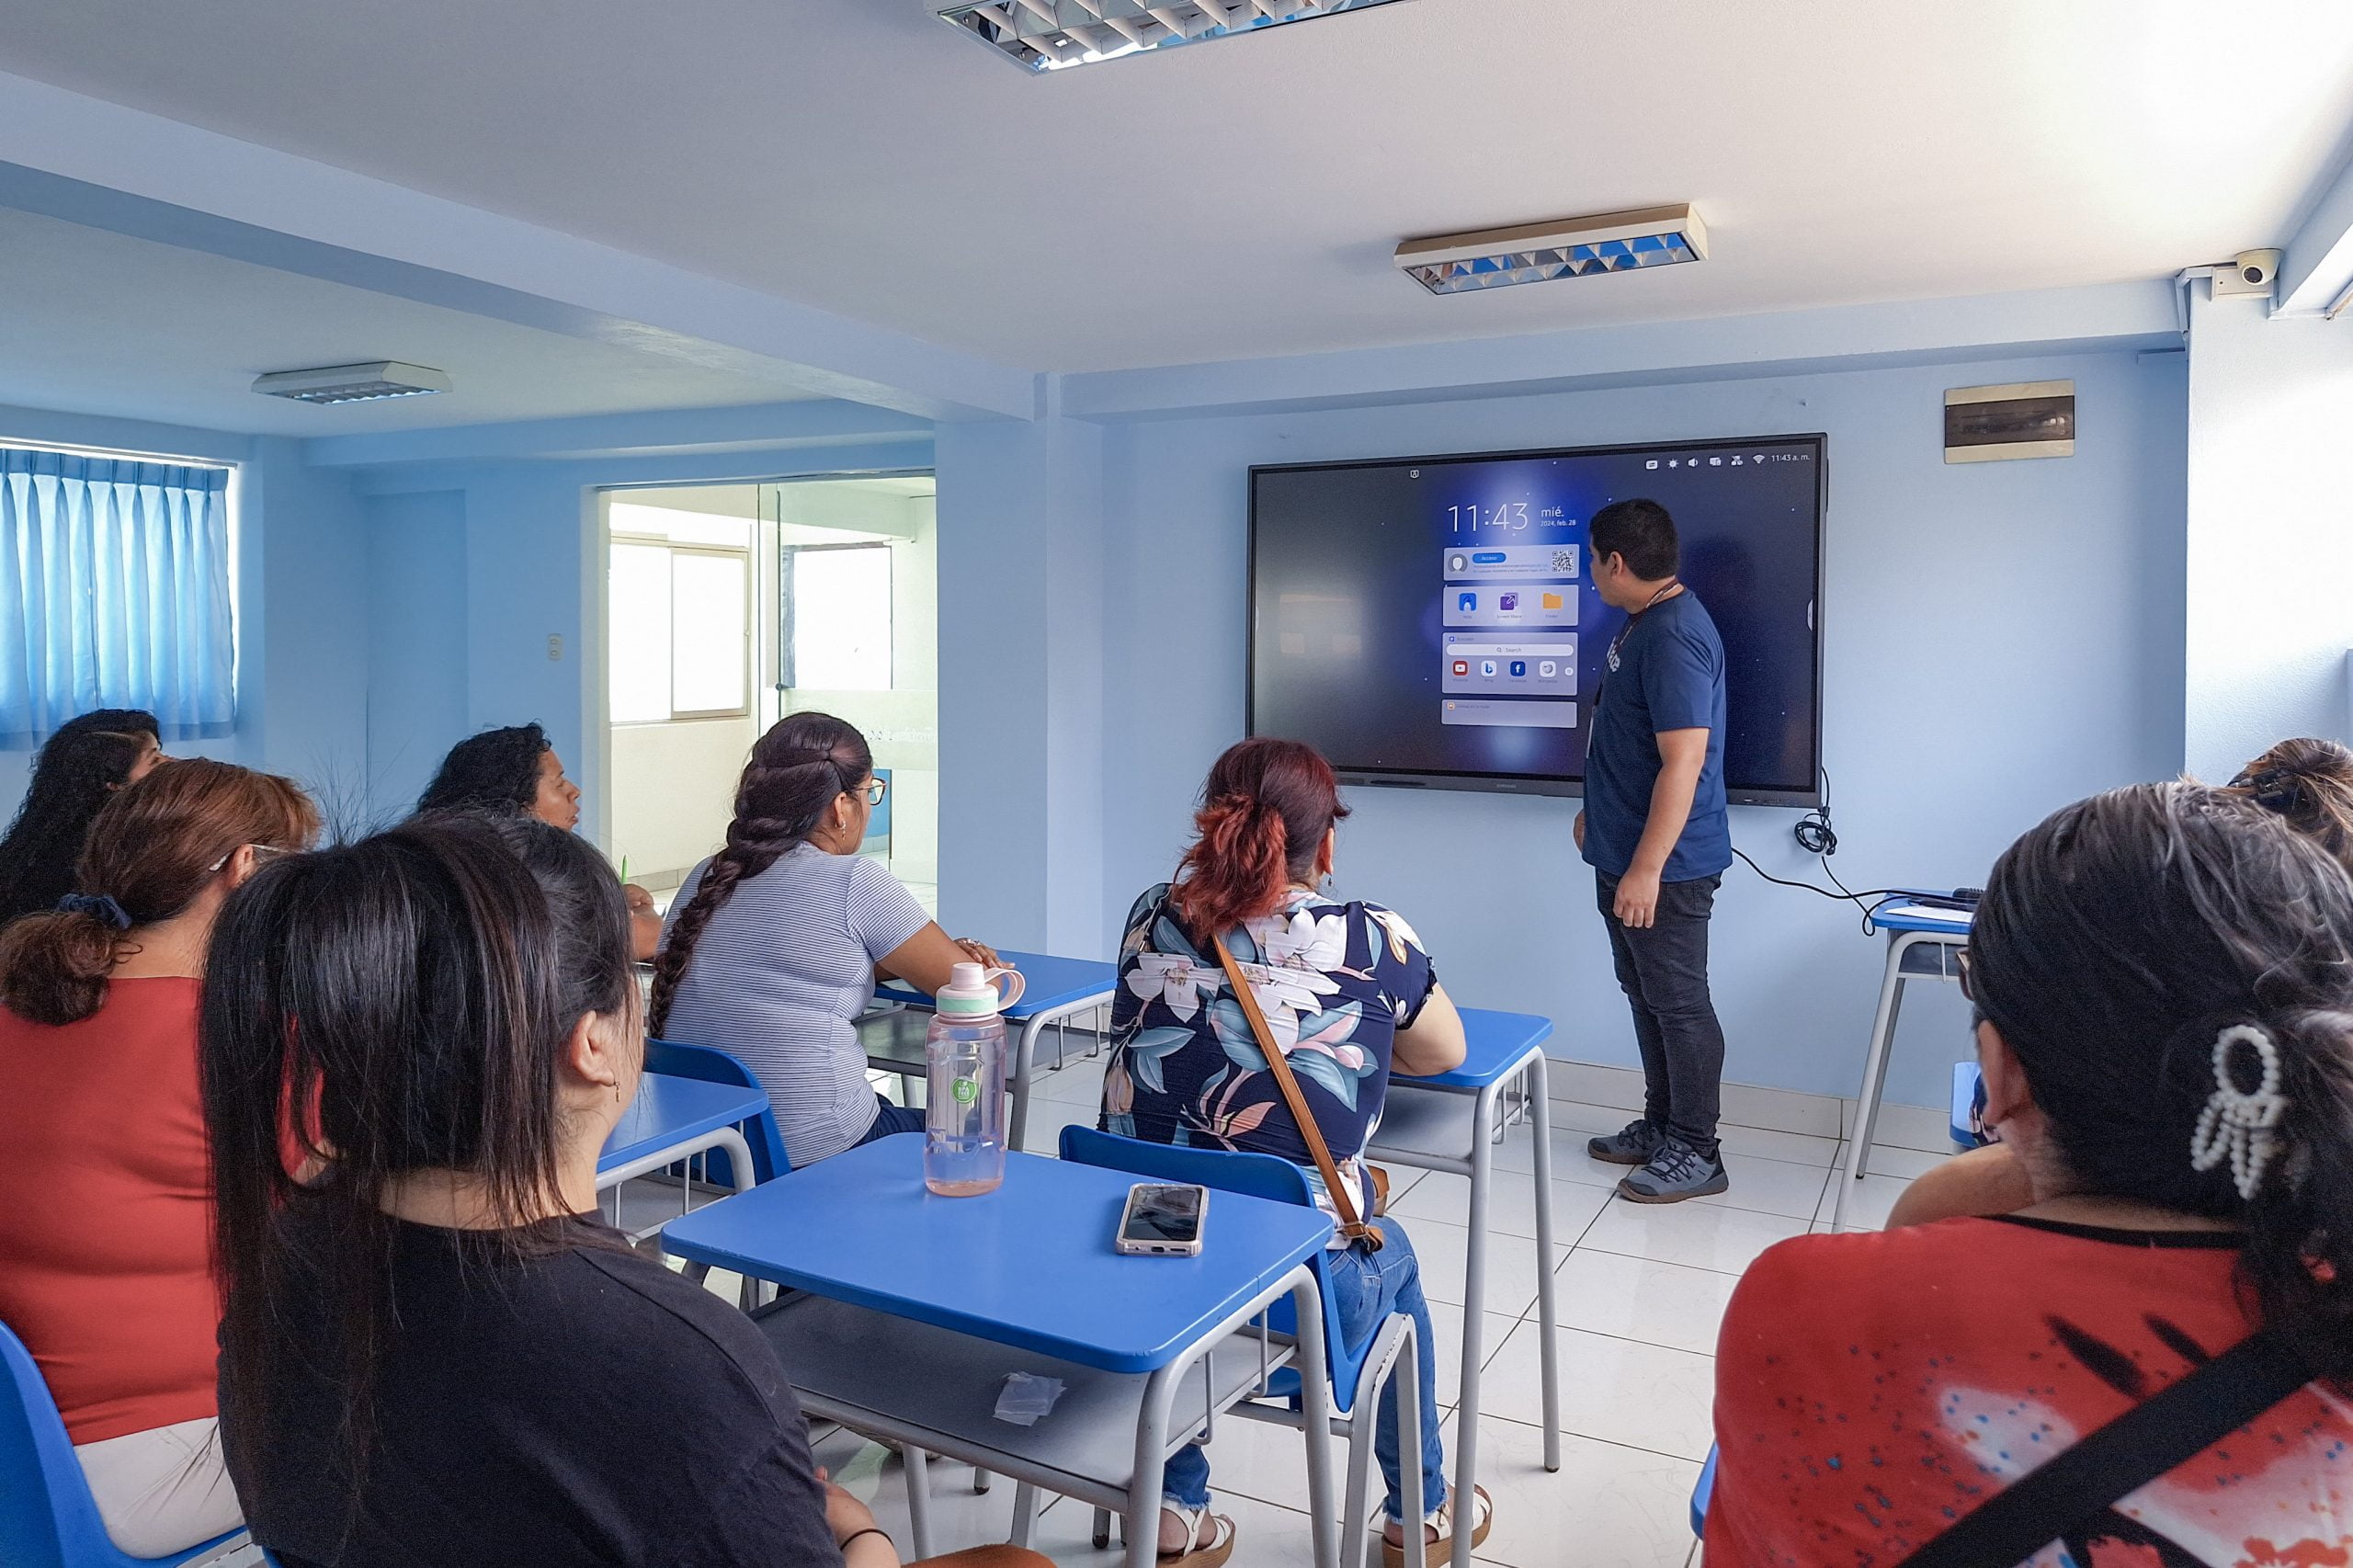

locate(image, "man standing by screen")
(1574, 498), (1733, 1203)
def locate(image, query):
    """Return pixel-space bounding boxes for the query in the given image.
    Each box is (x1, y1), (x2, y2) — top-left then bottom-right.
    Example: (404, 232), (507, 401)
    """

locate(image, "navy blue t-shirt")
(1582, 589), (1732, 882)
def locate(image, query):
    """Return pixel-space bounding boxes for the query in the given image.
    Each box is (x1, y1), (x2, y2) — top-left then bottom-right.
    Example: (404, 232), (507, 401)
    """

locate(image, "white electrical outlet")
(547, 634), (563, 662)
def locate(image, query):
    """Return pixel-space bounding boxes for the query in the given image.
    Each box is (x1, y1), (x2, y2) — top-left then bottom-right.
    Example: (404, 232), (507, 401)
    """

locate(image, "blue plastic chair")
(644, 1036), (790, 1187)
(1058, 1127), (1429, 1568)
(0, 1321), (250, 1568)
(1690, 1444), (1717, 1538)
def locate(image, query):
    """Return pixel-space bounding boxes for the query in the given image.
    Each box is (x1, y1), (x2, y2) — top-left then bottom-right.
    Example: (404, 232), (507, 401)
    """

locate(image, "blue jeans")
(852, 1092), (926, 1146)
(1161, 1215), (1449, 1525)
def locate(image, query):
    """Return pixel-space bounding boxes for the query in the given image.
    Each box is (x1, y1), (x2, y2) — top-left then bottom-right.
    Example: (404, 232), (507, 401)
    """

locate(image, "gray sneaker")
(1617, 1137), (1729, 1203)
(1587, 1118), (1666, 1166)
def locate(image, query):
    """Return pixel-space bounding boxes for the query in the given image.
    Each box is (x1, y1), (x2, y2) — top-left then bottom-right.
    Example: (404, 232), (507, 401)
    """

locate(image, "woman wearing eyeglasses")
(648, 712), (1005, 1166)
(0, 756), (317, 1559)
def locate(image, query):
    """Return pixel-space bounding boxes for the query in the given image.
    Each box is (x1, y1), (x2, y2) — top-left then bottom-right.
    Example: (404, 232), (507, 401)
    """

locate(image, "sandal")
(1156, 1503), (1237, 1568)
(1382, 1483), (1493, 1568)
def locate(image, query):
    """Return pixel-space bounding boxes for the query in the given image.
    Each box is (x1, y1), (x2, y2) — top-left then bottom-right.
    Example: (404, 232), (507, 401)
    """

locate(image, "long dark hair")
(1968, 781), (2353, 1384)
(1168, 737), (1350, 941)
(201, 812), (638, 1493)
(646, 712), (870, 1036)
(0, 758), (316, 1026)
(2227, 736), (2353, 872)
(0, 708), (158, 925)
(416, 723), (551, 816)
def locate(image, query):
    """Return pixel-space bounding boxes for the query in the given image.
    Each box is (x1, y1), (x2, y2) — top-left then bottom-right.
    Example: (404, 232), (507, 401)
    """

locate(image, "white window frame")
(608, 530), (754, 723)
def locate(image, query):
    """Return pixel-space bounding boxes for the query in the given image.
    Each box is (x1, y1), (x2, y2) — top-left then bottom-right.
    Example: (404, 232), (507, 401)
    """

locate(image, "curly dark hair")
(0, 709), (159, 926)
(417, 724), (551, 818)
(646, 712), (870, 1036)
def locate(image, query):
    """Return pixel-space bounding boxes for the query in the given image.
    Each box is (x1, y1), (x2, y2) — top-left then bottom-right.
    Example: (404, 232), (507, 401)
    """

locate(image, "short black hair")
(1588, 498), (1679, 581)
(416, 723), (551, 816)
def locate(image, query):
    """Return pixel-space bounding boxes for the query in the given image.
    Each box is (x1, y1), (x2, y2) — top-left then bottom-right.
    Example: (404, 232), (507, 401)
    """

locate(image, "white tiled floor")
(758, 1051), (1946, 1568)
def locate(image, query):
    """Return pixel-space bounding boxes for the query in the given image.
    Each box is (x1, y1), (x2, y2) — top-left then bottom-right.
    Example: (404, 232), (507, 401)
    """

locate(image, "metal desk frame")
(1831, 909), (1969, 1233)
(1366, 1024), (1563, 1520)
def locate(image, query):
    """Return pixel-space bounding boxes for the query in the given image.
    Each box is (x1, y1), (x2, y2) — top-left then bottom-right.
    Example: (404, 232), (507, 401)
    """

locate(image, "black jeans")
(1595, 869), (1727, 1160)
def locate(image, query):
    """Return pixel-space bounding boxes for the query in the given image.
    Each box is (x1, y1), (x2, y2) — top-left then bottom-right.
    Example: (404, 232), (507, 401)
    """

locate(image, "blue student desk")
(1832, 898), (1972, 1232)
(597, 1071), (767, 1195)
(661, 1135), (1338, 1568)
(874, 950), (1120, 1149)
(1370, 1007), (1563, 1516)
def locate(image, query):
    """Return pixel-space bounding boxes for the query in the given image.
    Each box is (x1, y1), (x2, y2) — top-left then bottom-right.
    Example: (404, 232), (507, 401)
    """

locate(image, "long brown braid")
(646, 711), (873, 1036)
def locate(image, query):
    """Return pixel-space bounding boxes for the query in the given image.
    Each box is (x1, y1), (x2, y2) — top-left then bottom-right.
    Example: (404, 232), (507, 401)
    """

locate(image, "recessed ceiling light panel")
(938, 0), (1407, 72)
(1396, 205), (1710, 297)
(251, 361), (452, 404)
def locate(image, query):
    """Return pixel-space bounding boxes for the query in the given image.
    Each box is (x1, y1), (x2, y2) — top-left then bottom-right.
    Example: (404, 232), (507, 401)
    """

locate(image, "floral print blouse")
(1100, 883), (1438, 1225)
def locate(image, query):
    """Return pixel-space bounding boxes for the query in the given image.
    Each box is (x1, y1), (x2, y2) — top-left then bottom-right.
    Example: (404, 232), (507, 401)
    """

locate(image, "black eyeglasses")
(864, 778), (889, 808)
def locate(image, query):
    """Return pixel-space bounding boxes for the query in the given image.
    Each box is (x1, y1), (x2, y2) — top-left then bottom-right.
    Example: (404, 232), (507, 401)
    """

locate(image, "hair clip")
(2189, 1023), (2289, 1201)
(55, 892), (131, 930)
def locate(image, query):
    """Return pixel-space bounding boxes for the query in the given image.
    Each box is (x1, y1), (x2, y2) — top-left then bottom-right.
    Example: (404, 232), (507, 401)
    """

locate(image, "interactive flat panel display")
(1248, 436), (1824, 805)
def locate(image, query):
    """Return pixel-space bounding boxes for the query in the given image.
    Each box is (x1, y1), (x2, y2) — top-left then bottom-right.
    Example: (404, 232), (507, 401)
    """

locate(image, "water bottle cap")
(937, 961), (1003, 1018)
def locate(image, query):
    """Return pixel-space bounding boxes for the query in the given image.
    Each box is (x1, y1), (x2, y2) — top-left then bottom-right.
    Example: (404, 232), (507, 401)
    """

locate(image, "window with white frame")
(608, 503), (752, 723)
(785, 543), (892, 692)
(0, 444), (236, 745)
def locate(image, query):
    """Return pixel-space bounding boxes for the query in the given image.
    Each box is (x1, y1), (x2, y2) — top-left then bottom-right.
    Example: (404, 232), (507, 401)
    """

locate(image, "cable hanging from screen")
(1732, 768), (1903, 930)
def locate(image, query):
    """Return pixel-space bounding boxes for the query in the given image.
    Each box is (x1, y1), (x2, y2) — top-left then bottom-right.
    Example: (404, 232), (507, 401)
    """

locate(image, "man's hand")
(1613, 864), (1663, 930)
(1573, 810), (1586, 852)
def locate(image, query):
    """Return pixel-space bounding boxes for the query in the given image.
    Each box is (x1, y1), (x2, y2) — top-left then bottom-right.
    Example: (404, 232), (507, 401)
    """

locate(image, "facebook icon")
(1457, 592), (1477, 613)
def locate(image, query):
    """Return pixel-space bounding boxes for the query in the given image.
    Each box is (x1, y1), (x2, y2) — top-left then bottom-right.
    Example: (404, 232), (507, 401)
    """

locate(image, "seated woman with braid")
(648, 712), (1005, 1167)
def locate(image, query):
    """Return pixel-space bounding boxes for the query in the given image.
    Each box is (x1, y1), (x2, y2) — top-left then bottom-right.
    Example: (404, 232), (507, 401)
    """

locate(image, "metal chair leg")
(1009, 1481), (1040, 1549)
(972, 1465), (992, 1494)
(902, 1445), (935, 1562)
(1093, 1506), (1114, 1551)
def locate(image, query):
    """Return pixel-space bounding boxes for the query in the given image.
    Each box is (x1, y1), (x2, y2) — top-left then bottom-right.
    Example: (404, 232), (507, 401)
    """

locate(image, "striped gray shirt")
(657, 843), (930, 1165)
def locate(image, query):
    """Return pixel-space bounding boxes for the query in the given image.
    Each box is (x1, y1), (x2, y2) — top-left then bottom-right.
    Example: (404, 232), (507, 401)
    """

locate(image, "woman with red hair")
(1098, 737), (1485, 1568)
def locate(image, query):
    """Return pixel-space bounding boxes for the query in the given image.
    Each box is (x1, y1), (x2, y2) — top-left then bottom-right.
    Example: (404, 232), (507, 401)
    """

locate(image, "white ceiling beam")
(0, 70), (1033, 420)
(2274, 143), (2353, 316)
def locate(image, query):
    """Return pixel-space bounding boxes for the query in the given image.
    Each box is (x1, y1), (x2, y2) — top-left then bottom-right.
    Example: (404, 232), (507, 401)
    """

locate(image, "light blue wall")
(363, 490), (469, 821)
(4, 339), (2192, 1112)
(347, 440), (936, 835)
(0, 405), (369, 817)
(939, 347), (2189, 1108)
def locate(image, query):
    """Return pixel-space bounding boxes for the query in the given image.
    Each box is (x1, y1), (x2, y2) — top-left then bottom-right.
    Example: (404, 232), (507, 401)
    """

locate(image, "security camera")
(2234, 248), (2283, 288)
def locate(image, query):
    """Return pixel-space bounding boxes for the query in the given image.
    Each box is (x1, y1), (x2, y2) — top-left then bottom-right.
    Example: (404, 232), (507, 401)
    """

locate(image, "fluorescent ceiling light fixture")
(938, 0), (1406, 72)
(1396, 205), (1710, 296)
(251, 361), (452, 404)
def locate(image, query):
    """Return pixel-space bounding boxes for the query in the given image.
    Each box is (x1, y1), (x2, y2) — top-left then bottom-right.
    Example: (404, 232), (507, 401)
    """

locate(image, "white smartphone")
(1115, 1182), (1210, 1256)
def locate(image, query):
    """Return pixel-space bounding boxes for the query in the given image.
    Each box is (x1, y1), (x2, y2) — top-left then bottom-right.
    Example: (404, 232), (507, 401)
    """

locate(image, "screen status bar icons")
(1644, 452), (1766, 471)
(1643, 449), (1810, 471)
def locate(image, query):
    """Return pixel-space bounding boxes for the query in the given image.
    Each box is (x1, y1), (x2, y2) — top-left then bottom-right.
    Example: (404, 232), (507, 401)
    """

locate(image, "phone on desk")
(1115, 1182), (1209, 1256)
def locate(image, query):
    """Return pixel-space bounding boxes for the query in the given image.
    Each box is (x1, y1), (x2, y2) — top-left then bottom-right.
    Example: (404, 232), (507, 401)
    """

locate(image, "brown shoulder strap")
(1211, 932), (1382, 1251)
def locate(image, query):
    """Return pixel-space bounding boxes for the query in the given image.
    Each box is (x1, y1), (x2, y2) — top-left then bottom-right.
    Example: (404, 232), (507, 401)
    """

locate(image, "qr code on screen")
(1551, 550), (1576, 573)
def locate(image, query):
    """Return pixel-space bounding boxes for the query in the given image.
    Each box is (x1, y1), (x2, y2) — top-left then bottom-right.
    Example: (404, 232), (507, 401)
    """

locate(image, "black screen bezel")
(1246, 433), (1827, 808)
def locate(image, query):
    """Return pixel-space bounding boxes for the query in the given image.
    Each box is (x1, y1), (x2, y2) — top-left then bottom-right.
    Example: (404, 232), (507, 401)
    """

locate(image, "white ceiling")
(0, 208), (817, 437)
(4, 2), (2353, 378)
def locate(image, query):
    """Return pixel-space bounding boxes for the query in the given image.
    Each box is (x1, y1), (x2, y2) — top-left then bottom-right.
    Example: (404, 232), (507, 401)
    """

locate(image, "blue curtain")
(0, 449), (235, 746)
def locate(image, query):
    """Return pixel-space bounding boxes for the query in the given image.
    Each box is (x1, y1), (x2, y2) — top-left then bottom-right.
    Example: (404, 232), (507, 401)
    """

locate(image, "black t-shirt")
(222, 1212), (843, 1568)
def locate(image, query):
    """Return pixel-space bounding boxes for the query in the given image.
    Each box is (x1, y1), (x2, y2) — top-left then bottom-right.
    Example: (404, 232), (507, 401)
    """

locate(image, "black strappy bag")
(1893, 1328), (2314, 1568)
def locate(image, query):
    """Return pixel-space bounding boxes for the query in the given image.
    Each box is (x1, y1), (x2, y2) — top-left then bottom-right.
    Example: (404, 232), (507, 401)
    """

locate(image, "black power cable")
(1733, 768), (1904, 929)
